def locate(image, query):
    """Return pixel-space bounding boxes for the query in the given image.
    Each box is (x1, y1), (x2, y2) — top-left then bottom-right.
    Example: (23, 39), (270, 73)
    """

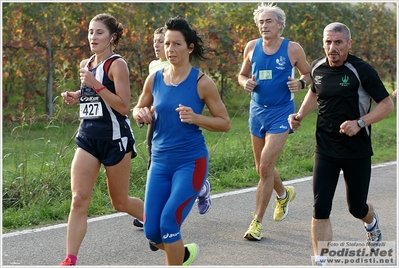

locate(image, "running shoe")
(198, 180), (212, 215)
(60, 257), (75, 266)
(273, 186), (296, 221)
(149, 241), (159, 252)
(183, 243), (200, 266)
(314, 260), (327, 266)
(133, 218), (143, 229)
(243, 217), (263, 241)
(312, 256), (327, 266)
(365, 212), (382, 248)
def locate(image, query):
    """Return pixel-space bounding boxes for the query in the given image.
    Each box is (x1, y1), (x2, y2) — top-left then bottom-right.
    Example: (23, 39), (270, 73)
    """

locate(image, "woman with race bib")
(59, 13), (143, 266)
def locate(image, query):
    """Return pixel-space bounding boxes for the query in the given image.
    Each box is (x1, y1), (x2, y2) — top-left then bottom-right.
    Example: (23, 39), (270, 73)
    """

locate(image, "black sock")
(183, 247), (190, 262)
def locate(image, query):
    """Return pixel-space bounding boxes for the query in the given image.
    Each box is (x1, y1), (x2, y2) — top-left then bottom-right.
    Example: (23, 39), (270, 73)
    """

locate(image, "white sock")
(277, 190), (287, 200)
(365, 217), (376, 230)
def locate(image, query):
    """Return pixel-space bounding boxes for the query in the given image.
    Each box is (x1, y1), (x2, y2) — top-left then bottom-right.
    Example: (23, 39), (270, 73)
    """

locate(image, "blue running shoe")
(198, 180), (211, 215)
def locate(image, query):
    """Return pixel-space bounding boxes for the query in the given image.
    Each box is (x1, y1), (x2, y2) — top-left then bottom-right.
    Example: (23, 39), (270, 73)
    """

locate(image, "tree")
(2, 2), (396, 121)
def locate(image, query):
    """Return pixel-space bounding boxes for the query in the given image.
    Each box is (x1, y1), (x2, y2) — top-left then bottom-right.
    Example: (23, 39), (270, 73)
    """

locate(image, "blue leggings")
(143, 155), (208, 244)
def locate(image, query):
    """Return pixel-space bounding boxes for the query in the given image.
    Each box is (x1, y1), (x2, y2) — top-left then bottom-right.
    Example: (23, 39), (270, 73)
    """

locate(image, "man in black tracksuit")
(288, 22), (394, 266)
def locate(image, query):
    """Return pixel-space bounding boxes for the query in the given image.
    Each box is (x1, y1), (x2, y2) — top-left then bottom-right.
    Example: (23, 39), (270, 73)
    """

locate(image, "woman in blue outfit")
(60, 13), (144, 266)
(132, 16), (230, 266)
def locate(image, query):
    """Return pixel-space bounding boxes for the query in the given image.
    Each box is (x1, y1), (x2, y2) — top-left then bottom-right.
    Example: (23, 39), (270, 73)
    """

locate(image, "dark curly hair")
(164, 16), (208, 62)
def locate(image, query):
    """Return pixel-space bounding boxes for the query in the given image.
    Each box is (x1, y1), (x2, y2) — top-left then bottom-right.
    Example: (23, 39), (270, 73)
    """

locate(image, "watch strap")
(299, 79), (306, 89)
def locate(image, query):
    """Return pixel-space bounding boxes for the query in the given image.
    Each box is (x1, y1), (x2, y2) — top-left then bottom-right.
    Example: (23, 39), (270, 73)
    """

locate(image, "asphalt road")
(2, 161), (397, 267)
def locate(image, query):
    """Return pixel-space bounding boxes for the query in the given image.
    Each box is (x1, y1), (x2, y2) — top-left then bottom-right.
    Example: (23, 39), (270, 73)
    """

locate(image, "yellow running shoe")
(243, 217), (263, 241)
(273, 186), (296, 221)
(183, 243), (200, 266)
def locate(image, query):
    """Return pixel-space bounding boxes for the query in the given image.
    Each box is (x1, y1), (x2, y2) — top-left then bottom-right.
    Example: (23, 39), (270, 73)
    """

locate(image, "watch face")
(358, 120), (365, 128)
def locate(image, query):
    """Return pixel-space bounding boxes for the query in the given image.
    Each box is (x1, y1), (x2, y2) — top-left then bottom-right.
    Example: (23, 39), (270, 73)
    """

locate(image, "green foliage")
(367, 101), (397, 163)
(2, 2), (396, 119)
(1, 2), (397, 232)
(3, 88), (396, 232)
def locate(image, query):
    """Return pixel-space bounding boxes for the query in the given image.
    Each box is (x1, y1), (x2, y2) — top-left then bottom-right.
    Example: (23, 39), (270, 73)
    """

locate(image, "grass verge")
(2, 88), (396, 232)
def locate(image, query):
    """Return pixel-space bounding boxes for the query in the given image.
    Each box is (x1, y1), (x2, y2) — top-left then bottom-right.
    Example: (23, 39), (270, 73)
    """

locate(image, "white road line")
(2, 161), (396, 238)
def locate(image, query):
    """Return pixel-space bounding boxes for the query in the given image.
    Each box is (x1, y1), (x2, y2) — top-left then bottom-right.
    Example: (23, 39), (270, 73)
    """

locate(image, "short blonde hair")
(253, 2), (286, 36)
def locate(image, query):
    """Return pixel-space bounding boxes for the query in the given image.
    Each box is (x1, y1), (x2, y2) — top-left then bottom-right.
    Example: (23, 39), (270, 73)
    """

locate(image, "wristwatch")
(299, 79), (306, 89)
(357, 119), (365, 128)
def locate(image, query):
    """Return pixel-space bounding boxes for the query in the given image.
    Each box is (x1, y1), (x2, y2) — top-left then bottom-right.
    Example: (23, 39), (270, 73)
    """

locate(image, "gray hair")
(253, 2), (286, 36)
(323, 22), (352, 40)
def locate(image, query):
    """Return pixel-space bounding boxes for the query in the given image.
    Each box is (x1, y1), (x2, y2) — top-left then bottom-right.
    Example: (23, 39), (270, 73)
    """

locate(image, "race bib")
(79, 95), (103, 119)
(259, 70), (272, 80)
